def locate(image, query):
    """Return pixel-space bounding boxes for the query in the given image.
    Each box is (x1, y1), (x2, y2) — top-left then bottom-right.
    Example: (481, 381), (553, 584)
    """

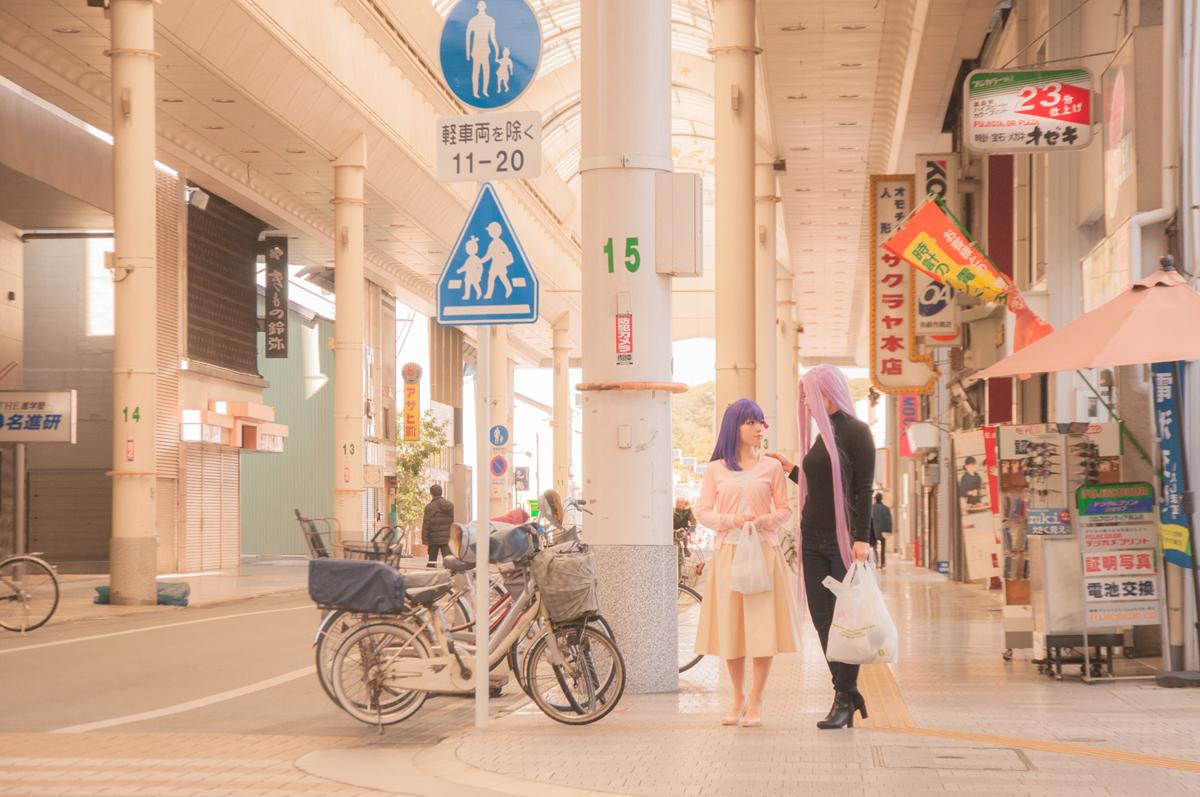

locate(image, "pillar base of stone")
(109, 537), (158, 605)
(591, 543), (678, 694)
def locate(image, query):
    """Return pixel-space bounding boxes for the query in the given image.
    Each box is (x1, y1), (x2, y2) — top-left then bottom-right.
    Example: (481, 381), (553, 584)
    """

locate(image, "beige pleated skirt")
(694, 538), (800, 660)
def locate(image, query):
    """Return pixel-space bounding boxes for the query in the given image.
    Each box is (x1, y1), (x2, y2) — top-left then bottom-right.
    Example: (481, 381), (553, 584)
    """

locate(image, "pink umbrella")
(973, 260), (1200, 675)
(973, 266), (1200, 379)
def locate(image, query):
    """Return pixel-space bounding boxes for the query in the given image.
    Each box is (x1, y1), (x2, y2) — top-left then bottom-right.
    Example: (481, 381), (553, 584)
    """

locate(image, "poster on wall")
(953, 429), (1003, 581)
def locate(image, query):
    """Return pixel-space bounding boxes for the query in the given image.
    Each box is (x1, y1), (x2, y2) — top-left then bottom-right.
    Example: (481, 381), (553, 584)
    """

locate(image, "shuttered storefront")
(28, 470), (110, 570)
(182, 445), (240, 571)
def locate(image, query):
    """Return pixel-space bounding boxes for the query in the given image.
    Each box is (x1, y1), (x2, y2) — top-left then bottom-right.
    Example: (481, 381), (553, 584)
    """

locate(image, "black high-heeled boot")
(852, 691), (869, 720)
(816, 691), (855, 729)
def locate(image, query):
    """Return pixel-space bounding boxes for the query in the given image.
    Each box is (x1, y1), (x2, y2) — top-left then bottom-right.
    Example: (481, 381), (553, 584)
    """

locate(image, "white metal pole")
(489, 327), (512, 518)
(552, 315), (571, 496)
(713, 0), (758, 412)
(474, 328), (491, 728)
(754, 163), (778, 440)
(108, 0), (158, 604)
(580, 0), (677, 692)
(333, 136), (367, 549)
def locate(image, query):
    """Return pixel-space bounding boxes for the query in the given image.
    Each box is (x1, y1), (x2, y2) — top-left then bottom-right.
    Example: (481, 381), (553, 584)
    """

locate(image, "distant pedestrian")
(421, 484), (455, 568)
(870, 493), (893, 570)
(673, 497), (696, 534)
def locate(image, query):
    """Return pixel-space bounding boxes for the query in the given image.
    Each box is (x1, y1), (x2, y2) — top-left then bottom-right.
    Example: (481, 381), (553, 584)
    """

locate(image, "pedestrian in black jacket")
(421, 485), (455, 568)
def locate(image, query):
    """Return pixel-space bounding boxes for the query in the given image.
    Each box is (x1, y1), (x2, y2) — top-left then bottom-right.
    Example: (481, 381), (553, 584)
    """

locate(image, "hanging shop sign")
(1151, 362), (1192, 567)
(262, 237), (288, 358)
(897, 394), (920, 458)
(914, 154), (961, 344)
(401, 362), (422, 442)
(869, 175), (937, 395)
(0, 390), (77, 444)
(964, 68), (1093, 154)
(1076, 482), (1163, 627)
(437, 110), (542, 183)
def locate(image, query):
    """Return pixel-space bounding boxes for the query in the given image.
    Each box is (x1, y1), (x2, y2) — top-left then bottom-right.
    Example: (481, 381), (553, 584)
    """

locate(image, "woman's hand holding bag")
(729, 520), (772, 595)
(822, 562), (899, 664)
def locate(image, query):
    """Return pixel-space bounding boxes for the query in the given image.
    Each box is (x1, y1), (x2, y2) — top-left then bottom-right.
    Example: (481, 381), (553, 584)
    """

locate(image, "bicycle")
(0, 552), (59, 632)
(674, 526), (705, 673)
(324, 521), (625, 727)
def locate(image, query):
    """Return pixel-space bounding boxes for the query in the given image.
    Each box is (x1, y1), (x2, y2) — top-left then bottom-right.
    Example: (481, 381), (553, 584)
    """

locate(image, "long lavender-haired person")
(766, 364), (875, 729)
(694, 398), (798, 728)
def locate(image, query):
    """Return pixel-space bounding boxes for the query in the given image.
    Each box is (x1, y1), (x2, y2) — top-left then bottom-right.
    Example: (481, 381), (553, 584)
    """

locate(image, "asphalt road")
(0, 591), (519, 743)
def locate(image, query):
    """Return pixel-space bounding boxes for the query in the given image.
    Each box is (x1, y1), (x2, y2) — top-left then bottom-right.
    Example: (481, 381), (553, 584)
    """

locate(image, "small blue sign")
(436, 183), (539, 326)
(439, 0), (541, 110)
(489, 424), (509, 447)
(918, 281), (952, 317)
(490, 454), (508, 478)
(1152, 362), (1192, 568)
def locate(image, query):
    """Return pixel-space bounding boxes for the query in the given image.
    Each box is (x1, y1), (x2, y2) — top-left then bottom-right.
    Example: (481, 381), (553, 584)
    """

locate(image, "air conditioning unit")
(905, 421), (940, 452)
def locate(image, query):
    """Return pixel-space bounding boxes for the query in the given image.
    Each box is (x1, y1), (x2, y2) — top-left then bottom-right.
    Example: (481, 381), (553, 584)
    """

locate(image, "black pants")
(802, 530), (860, 693)
(874, 536), (887, 568)
(427, 543), (452, 565)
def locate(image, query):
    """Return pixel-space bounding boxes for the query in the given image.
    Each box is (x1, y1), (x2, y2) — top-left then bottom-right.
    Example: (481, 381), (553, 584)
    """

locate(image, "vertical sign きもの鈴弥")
(263, 237), (288, 358)
(869, 175), (938, 395)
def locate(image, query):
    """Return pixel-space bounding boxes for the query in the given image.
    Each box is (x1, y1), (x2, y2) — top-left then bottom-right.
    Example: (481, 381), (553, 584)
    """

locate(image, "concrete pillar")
(332, 135), (367, 546)
(755, 163), (778, 442)
(581, 0), (677, 693)
(552, 316), (571, 496)
(108, 0), (159, 605)
(488, 327), (513, 518)
(775, 270), (797, 459)
(712, 0), (758, 413)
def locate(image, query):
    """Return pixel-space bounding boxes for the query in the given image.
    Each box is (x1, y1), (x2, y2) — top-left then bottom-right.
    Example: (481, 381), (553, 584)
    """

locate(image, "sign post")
(964, 68), (1093, 154)
(435, 0), (542, 731)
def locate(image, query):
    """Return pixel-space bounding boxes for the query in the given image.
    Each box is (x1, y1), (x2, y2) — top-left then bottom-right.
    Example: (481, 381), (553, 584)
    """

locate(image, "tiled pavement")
(7, 561), (1200, 796)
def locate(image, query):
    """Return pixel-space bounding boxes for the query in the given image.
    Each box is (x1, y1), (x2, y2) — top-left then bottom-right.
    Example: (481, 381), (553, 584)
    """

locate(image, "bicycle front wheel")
(0, 556), (59, 632)
(329, 620), (430, 726)
(523, 624), (625, 725)
(677, 584), (704, 673)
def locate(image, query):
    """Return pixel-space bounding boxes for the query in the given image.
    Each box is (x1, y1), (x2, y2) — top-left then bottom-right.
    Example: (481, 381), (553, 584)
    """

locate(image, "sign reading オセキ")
(965, 68), (1093, 153)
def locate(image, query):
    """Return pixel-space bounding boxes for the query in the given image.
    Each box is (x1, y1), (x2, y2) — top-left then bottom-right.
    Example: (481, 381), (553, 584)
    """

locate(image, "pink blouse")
(695, 457), (792, 548)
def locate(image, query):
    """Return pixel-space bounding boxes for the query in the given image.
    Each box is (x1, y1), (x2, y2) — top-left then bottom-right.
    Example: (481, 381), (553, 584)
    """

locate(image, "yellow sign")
(902, 231), (1012, 304)
(403, 382), (420, 442)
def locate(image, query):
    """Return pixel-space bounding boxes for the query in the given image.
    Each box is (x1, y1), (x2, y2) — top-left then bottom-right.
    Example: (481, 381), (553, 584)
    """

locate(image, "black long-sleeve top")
(787, 411), (876, 543)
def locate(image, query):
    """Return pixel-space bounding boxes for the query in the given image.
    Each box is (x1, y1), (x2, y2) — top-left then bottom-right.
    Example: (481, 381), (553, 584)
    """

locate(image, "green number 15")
(603, 237), (641, 273)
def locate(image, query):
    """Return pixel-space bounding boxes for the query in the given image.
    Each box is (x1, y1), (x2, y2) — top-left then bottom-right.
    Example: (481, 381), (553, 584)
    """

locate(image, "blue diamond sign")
(437, 183), (539, 326)
(439, 0), (542, 111)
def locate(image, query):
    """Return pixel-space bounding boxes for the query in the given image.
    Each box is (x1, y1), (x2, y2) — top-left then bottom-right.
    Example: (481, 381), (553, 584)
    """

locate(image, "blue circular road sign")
(490, 454), (508, 478)
(489, 424), (510, 447)
(439, 0), (542, 110)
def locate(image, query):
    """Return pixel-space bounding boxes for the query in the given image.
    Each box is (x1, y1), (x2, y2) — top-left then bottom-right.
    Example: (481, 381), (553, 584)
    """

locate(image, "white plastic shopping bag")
(822, 562), (899, 664)
(729, 521), (772, 595)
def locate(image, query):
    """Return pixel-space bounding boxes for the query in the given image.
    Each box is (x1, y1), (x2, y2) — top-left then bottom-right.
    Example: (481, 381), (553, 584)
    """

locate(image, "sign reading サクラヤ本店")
(0, 391), (77, 443)
(869, 175), (937, 395)
(965, 68), (1093, 154)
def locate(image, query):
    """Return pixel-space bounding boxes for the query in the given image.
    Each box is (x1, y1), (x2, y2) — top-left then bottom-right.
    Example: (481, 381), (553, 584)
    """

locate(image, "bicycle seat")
(441, 555), (473, 574)
(404, 569), (453, 607)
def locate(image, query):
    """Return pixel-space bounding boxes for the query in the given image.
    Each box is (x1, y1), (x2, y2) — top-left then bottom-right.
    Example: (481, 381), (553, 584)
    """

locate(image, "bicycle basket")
(308, 559), (407, 614)
(531, 548), (599, 623)
(341, 541), (398, 564)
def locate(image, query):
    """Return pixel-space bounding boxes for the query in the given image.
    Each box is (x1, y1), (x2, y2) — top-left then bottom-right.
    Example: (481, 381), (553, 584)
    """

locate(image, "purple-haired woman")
(767, 364), (875, 730)
(693, 398), (798, 728)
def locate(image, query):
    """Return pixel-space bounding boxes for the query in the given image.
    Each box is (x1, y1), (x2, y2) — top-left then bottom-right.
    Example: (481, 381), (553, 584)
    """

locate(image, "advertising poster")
(964, 68), (1093, 153)
(1150, 363), (1193, 567)
(1076, 482), (1162, 627)
(954, 429), (1003, 581)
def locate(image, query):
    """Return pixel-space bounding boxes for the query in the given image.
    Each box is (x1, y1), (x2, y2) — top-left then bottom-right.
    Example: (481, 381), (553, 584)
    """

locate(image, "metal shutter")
(29, 469), (110, 570)
(156, 170), (181, 570)
(182, 445), (241, 571)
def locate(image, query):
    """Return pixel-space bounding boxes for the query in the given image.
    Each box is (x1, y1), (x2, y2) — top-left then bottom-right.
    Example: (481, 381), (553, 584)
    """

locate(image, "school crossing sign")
(436, 183), (539, 326)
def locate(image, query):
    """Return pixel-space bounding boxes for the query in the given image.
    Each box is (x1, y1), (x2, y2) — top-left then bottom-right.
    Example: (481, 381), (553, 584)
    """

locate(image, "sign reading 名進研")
(1151, 363), (1192, 567)
(1077, 482), (1163, 627)
(263, 237), (288, 358)
(965, 68), (1093, 153)
(915, 154), (961, 344)
(0, 391), (77, 443)
(869, 175), (937, 395)
(437, 111), (541, 183)
(615, 314), (633, 365)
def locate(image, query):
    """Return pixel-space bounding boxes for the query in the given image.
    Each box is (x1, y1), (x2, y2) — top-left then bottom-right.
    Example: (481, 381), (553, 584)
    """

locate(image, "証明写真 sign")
(965, 68), (1093, 153)
(1076, 482), (1162, 628)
